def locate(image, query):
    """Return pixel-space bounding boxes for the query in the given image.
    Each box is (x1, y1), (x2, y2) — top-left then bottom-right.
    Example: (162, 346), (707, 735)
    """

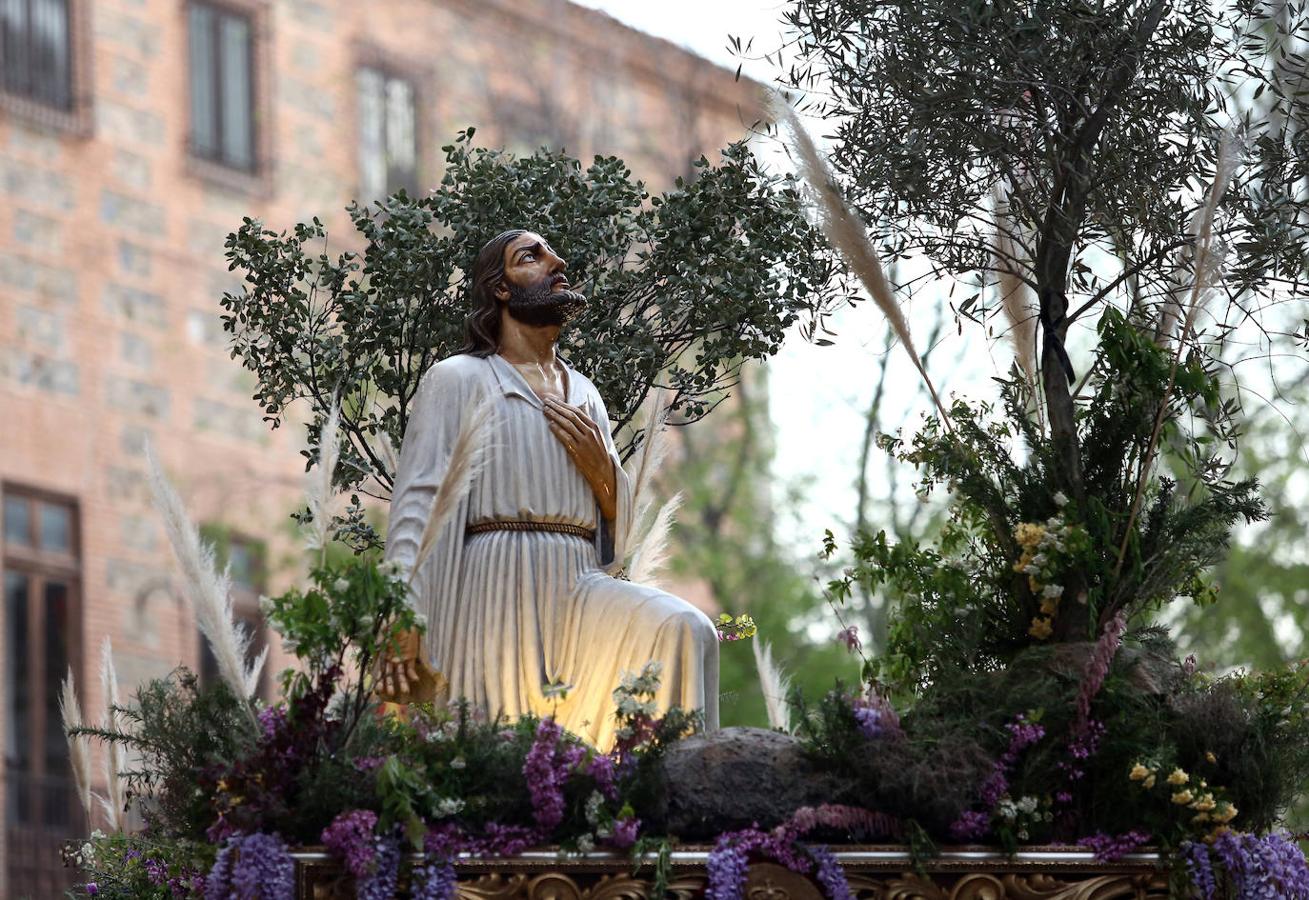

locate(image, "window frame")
(352, 45), (430, 203)
(183, 0), (271, 192)
(0, 0), (92, 135)
(1, 484), (83, 834)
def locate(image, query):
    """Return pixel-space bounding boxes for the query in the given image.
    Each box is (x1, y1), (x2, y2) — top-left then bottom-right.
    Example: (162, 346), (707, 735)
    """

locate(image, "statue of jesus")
(380, 228), (720, 748)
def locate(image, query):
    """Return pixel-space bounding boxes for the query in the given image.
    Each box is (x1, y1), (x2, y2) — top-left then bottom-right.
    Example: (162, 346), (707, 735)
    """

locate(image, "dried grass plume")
(145, 442), (263, 723)
(629, 492), (683, 586)
(770, 91), (951, 426)
(98, 637), (126, 832)
(753, 639), (792, 733)
(58, 670), (95, 823)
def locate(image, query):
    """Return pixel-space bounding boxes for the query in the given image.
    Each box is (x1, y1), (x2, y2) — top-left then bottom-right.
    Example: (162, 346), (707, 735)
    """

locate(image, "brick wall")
(0, 0), (759, 892)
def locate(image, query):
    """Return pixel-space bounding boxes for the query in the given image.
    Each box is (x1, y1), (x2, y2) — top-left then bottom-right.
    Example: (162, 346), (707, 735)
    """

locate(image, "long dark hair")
(459, 228), (525, 357)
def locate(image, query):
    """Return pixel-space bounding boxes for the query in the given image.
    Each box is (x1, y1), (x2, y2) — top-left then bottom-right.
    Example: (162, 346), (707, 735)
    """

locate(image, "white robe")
(385, 352), (720, 748)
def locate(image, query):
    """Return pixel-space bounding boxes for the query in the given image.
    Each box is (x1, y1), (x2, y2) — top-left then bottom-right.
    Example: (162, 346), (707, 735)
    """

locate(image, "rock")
(651, 726), (845, 839)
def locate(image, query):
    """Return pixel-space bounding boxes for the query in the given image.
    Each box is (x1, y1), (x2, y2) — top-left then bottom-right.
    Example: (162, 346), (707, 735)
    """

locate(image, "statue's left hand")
(544, 398), (618, 522)
(375, 627), (423, 701)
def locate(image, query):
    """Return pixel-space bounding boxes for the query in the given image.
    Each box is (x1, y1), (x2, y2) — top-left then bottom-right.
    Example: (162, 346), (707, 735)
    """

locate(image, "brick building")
(0, 0), (758, 893)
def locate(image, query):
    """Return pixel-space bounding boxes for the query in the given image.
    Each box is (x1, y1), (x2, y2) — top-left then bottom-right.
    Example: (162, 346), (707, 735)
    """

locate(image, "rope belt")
(466, 519), (596, 542)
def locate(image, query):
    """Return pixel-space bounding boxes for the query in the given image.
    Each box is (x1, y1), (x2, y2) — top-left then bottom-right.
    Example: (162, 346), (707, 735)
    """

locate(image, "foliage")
(792, 651), (1309, 851)
(62, 831), (211, 899)
(219, 129), (845, 547)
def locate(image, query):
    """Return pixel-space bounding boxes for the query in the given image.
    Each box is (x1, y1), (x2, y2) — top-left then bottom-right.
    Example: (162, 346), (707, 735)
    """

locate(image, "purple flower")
(706, 840), (751, 900)
(1204, 830), (1309, 899)
(523, 719), (568, 832)
(610, 817), (641, 849)
(144, 857), (168, 885)
(808, 846), (853, 900)
(357, 836), (400, 900)
(949, 810), (991, 843)
(84, 884), (98, 896)
(257, 705), (286, 739)
(1184, 841), (1218, 900)
(411, 860), (458, 900)
(321, 809), (379, 879)
(207, 832), (294, 900)
(587, 752), (619, 803)
(837, 625), (861, 653)
(1078, 830), (1150, 862)
(353, 756), (386, 773)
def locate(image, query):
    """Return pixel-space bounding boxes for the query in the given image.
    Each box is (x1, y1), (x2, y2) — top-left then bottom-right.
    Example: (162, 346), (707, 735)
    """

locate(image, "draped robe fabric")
(385, 353), (720, 748)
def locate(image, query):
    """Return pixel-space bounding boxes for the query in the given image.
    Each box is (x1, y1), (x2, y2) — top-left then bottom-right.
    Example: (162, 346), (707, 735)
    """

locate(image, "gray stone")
(186, 218), (231, 257)
(194, 397), (267, 443)
(287, 0), (332, 32)
(106, 376), (170, 419)
(279, 76), (336, 120)
(103, 283), (167, 328)
(118, 240), (153, 276)
(120, 332), (154, 368)
(112, 150), (152, 190)
(0, 159), (74, 210)
(291, 40), (320, 72)
(0, 253), (76, 303)
(119, 513), (158, 553)
(98, 101), (165, 146)
(101, 190), (165, 236)
(111, 57), (149, 98)
(106, 466), (151, 504)
(94, 11), (158, 57)
(3, 349), (78, 395)
(119, 425), (153, 456)
(7, 126), (65, 161)
(16, 305), (64, 348)
(13, 209), (62, 252)
(652, 727), (846, 839)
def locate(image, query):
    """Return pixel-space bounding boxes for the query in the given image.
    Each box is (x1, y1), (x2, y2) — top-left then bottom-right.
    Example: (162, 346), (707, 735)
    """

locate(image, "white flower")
(333, 577), (351, 592)
(1054, 492), (1069, 507)
(435, 797), (465, 817)
(1041, 584), (1063, 599)
(1017, 828), (1029, 840)
(412, 613), (428, 629)
(576, 834), (595, 853)
(379, 559), (405, 578)
(584, 791), (605, 825)
(1017, 795), (1039, 814)
(258, 594), (274, 615)
(450, 756), (466, 770)
(1031, 553), (1048, 567)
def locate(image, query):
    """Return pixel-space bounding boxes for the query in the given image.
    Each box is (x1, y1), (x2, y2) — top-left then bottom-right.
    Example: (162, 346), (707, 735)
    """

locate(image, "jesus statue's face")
(495, 231), (586, 327)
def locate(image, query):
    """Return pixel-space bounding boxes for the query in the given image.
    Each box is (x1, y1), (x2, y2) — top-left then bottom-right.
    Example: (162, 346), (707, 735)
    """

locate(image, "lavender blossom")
(206, 832), (294, 900)
(321, 809), (379, 879)
(1078, 830), (1150, 862)
(411, 860), (458, 900)
(808, 846), (853, 900)
(1206, 830), (1309, 899)
(357, 835), (400, 900)
(706, 841), (751, 900)
(523, 719), (568, 831)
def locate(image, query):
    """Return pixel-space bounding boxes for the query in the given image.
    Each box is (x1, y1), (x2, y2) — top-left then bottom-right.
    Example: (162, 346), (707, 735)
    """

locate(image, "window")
(188, 1), (255, 171)
(198, 531), (268, 699)
(0, 0), (73, 110)
(3, 487), (81, 896)
(357, 66), (418, 200)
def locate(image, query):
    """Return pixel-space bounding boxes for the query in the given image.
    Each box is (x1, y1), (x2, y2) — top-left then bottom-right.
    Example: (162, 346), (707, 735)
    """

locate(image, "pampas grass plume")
(629, 492), (682, 586)
(145, 442), (262, 724)
(753, 639), (792, 733)
(58, 670), (95, 823)
(305, 399), (341, 554)
(98, 637), (125, 832)
(770, 91), (951, 426)
(626, 387), (671, 536)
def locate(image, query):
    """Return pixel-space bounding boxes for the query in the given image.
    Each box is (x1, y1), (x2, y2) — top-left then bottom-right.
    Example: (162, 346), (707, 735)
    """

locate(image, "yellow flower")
(1192, 794), (1216, 813)
(1028, 617), (1053, 640)
(1212, 803), (1238, 824)
(1172, 790), (1194, 805)
(1129, 763), (1150, 782)
(1205, 751), (1217, 764)
(1040, 597), (1059, 616)
(1014, 522), (1045, 549)
(1192, 813), (1211, 824)
(1167, 768), (1189, 786)
(1143, 774), (1156, 789)
(1206, 825), (1232, 843)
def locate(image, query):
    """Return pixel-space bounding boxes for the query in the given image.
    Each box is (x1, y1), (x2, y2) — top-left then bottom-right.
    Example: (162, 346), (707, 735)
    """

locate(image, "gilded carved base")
(293, 848), (1172, 900)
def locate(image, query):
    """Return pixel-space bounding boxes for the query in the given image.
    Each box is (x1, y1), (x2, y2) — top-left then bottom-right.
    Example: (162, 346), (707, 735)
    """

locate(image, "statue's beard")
(505, 277), (586, 327)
